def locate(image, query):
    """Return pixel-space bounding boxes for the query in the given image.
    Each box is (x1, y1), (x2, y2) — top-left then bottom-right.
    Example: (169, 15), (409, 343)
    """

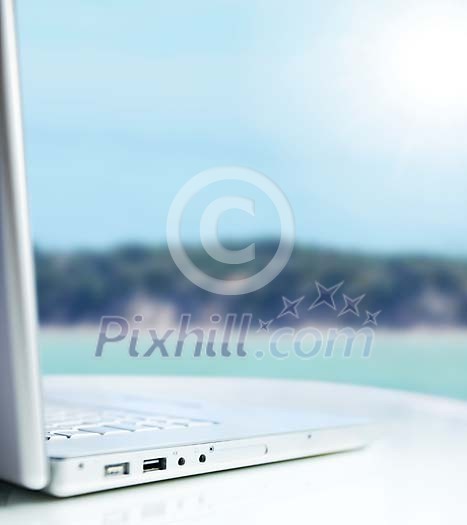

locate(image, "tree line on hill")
(35, 242), (467, 328)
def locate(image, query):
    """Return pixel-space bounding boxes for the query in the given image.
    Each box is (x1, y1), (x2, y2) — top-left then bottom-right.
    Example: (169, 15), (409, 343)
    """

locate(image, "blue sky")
(15, 0), (467, 256)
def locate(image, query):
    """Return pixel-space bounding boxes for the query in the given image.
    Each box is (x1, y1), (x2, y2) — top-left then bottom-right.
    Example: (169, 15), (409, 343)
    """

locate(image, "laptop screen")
(16, 1), (467, 398)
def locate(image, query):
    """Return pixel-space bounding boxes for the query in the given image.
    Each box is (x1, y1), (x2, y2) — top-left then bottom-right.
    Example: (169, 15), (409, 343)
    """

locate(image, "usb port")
(104, 462), (129, 477)
(143, 457), (167, 472)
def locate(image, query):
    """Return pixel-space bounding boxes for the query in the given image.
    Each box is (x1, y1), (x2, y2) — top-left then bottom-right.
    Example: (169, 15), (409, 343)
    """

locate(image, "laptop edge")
(0, 0), (48, 490)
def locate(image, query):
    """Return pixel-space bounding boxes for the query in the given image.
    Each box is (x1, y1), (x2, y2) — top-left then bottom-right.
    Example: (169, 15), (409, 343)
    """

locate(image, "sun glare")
(383, 13), (467, 116)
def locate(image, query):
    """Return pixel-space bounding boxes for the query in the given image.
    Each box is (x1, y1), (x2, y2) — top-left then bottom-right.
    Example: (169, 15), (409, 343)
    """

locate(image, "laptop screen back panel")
(0, 0), (47, 489)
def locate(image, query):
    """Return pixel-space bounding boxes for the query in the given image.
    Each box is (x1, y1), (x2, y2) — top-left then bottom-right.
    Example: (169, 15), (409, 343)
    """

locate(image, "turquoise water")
(40, 329), (467, 400)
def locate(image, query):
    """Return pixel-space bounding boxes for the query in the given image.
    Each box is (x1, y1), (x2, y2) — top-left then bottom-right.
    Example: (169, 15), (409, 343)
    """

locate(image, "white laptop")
(0, 0), (375, 497)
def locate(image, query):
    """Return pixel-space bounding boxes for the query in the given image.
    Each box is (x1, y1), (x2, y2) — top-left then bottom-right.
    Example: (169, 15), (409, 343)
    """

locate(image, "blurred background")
(16, 0), (467, 398)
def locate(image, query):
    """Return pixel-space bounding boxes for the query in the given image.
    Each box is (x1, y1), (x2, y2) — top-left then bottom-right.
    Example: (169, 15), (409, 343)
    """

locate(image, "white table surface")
(1, 375), (466, 524)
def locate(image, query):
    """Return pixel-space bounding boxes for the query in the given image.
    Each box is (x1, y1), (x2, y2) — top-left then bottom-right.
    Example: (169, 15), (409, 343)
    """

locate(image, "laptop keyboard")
(44, 405), (217, 441)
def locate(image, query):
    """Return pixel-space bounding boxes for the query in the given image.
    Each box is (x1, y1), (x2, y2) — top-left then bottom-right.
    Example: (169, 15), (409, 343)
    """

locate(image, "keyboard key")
(79, 426), (130, 435)
(107, 423), (162, 432)
(160, 423), (191, 430)
(189, 420), (216, 427)
(145, 419), (188, 427)
(45, 433), (68, 441)
(79, 416), (104, 424)
(53, 429), (100, 438)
